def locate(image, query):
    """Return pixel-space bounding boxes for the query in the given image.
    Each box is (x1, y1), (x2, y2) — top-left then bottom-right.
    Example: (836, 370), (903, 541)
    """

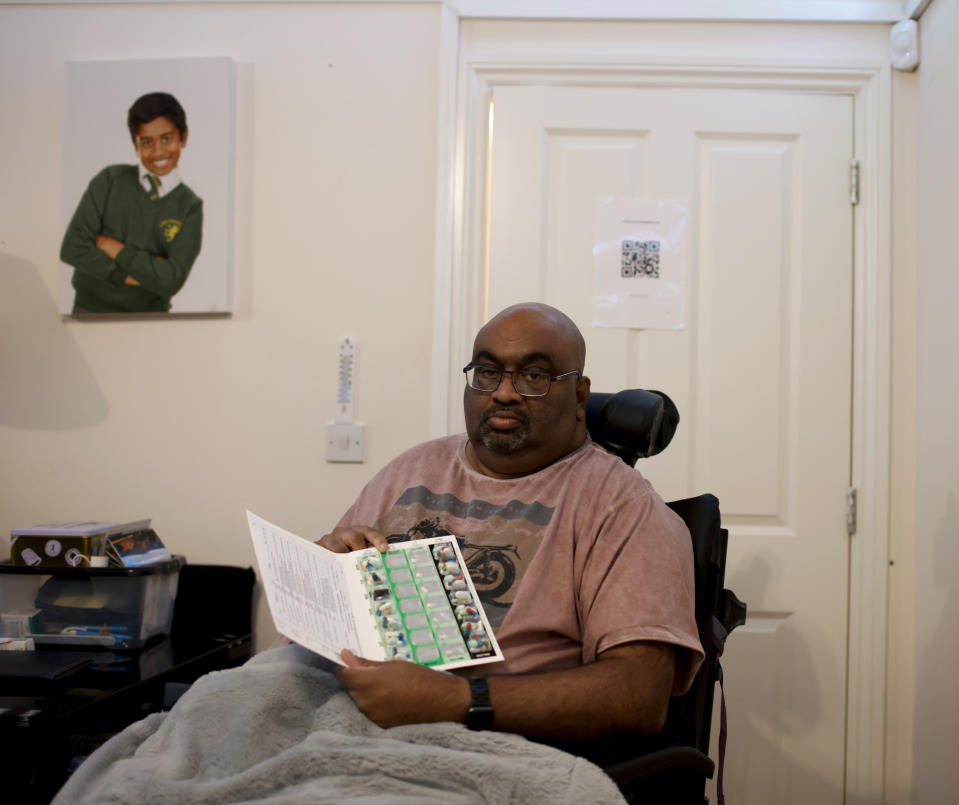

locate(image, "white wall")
(912, 0), (959, 800)
(0, 2), (443, 650)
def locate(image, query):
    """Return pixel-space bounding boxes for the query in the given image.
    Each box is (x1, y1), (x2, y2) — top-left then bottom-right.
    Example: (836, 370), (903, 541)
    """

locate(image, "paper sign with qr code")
(592, 199), (688, 329)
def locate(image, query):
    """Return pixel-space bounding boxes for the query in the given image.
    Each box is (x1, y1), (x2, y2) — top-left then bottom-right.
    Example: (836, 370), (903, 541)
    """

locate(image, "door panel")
(487, 84), (853, 802)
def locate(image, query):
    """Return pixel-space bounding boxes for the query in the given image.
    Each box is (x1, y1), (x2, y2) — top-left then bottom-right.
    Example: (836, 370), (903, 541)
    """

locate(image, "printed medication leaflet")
(248, 512), (373, 662)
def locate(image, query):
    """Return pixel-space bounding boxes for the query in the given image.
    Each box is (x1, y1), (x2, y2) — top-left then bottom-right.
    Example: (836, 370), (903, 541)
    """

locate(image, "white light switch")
(326, 422), (364, 462)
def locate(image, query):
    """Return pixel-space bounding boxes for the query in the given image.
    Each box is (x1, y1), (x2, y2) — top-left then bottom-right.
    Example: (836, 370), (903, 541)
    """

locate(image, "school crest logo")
(160, 219), (182, 243)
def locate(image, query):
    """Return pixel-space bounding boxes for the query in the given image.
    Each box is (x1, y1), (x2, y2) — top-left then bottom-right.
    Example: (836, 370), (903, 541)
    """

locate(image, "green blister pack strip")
(356, 537), (495, 667)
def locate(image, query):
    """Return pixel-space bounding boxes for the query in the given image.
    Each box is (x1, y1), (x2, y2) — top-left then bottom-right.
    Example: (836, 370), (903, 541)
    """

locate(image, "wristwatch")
(466, 677), (494, 731)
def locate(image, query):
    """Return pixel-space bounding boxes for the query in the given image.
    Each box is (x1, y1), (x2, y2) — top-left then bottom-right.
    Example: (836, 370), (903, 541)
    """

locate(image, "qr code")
(621, 239), (661, 279)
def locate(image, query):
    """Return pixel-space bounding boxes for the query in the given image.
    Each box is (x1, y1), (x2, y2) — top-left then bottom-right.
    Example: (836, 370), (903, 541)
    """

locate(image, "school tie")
(146, 174), (161, 200)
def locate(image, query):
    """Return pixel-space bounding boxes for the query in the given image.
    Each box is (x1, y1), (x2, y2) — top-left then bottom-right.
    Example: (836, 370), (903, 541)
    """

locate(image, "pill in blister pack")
(388, 644), (413, 661)
(437, 560), (460, 575)
(359, 556), (384, 585)
(454, 605), (480, 623)
(443, 574), (467, 591)
(448, 589), (473, 606)
(385, 631), (407, 648)
(432, 544), (456, 561)
(379, 615), (402, 631)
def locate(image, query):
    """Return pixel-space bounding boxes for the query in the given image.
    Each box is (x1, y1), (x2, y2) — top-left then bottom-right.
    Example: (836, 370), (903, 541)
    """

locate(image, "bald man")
(319, 303), (703, 741)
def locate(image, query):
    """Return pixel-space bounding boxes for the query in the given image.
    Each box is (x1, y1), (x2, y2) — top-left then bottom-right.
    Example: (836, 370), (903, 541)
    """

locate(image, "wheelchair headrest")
(585, 389), (679, 467)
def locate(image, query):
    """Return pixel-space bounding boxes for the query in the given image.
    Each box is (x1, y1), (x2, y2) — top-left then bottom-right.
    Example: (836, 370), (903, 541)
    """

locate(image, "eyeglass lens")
(467, 367), (551, 396)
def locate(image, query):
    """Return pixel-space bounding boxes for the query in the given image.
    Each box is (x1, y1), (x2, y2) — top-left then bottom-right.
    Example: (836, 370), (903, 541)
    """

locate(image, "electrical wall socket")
(326, 422), (364, 463)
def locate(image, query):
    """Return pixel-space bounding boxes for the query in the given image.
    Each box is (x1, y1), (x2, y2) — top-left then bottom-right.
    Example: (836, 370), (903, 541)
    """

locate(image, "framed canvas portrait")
(59, 57), (235, 316)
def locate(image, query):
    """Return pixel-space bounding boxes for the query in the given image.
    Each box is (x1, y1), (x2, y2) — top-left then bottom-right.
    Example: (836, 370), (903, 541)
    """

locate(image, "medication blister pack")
(247, 512), (504, 672)
(355, 535), (501, 670)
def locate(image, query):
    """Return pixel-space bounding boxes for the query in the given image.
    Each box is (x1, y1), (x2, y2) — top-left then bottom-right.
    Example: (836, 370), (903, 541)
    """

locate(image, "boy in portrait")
(60, 92), (203, 314)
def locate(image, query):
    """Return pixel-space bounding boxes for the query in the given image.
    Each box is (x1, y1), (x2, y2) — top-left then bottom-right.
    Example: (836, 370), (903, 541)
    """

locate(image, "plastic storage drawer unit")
(0, 556), (185, 649)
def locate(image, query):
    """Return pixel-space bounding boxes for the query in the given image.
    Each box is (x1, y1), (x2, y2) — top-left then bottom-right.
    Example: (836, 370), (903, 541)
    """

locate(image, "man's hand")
(96, 234), (124, 260)
(317, 526), (388, 553)
(334, 650), (469, 728)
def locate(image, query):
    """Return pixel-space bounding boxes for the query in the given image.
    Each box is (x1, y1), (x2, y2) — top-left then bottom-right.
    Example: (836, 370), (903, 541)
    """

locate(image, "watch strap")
(466, 677), (493, 731)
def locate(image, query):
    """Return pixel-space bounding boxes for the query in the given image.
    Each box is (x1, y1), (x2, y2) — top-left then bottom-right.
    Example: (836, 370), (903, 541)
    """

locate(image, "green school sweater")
(61, 164), (203, 313)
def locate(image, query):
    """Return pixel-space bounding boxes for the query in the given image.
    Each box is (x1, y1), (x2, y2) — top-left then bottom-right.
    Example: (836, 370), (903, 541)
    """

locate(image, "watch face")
(467, 704), (494, 731)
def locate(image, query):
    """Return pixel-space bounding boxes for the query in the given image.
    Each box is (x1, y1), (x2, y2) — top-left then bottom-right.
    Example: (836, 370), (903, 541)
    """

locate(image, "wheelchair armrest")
(602, 745), (715, 789)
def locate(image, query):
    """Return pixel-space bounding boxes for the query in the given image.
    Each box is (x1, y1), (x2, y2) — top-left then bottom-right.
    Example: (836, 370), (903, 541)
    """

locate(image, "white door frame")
(430, 20), (892, 803)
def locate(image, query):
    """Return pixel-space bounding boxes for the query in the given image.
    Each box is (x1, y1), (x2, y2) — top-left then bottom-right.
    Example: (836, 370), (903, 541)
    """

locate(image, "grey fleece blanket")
(53, 645), (626, 804)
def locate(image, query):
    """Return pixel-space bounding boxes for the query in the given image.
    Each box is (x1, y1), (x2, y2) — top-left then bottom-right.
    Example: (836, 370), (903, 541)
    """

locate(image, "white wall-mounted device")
(326, 336), (365, 462)
(890, 19), (919, 71)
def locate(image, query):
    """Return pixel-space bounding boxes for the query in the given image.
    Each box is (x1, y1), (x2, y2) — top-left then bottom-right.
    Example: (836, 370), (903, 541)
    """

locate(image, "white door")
(486, 84), (853, 803)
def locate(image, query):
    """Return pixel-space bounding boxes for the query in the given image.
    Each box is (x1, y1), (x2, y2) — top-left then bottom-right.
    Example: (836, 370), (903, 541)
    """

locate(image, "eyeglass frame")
(462, 363), (582, 398)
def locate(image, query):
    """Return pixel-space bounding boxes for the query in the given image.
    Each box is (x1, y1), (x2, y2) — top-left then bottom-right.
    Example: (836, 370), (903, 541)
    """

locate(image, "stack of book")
(104, 525), (171, 568)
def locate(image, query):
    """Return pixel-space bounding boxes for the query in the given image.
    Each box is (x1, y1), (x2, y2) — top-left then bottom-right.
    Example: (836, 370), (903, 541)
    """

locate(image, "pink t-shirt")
(338, 434), (704, 695)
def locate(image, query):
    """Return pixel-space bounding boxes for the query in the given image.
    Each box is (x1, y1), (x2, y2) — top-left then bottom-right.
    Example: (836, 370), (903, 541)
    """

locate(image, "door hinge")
(846, 486), (858, 536)
(849, 160), (860, 206)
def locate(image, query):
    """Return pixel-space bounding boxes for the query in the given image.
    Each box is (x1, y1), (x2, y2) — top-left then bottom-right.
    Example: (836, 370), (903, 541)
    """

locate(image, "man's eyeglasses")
(463, 364), (582, 398)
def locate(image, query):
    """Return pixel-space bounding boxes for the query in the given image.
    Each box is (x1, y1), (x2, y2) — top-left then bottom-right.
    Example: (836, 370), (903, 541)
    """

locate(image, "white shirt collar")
(138, 162), (181, 199)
